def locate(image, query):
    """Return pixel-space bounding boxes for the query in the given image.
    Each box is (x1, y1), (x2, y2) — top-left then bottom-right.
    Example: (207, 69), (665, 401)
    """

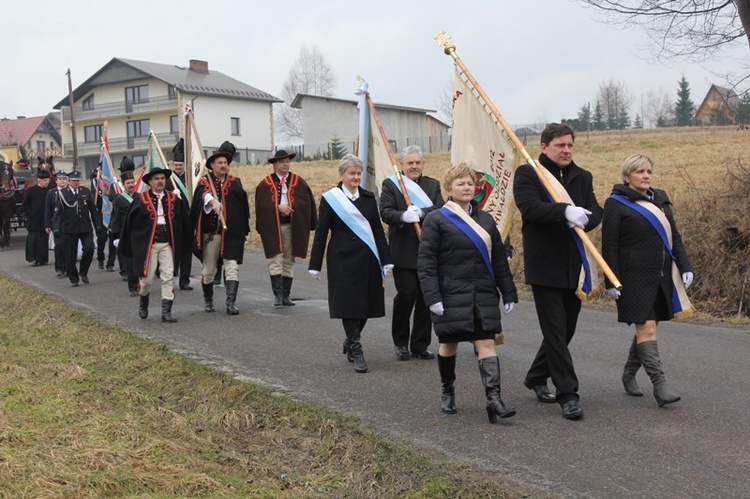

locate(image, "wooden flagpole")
(186, 110), (227, 231)
(434, 31), (621, 290)
(365, 93), (422, 239)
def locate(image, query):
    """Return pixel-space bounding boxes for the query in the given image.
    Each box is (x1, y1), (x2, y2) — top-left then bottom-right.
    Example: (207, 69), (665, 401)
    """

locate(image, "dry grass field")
(232, 125), (750, 319)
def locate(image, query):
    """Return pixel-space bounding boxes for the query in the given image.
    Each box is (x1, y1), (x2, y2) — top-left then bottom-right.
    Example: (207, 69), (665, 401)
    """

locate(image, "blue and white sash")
(322, 187), (383, 274)
(388, 175), (433, 209)
(538, 166), (598, 298)
(609, 194), (694, 319)
(440, 201), (495, 280)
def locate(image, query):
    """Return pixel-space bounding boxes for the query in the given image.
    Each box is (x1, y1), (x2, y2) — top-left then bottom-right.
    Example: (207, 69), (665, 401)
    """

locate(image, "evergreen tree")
(633, 114), (643, 128)
(617, 103), (631, 129)
(736, 91), (750, 124)
(592, 101), (605, 130)
(711, 104), (732, 125)
(328, 136), (347, 160)
(577, 103), (591, 130)
(674, 75), (695, 126)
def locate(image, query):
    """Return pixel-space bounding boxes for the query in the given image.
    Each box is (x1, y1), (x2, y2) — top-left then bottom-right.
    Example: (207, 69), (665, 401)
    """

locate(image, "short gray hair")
(400, 145), (424, 163)
(620, 153), (654, 183)
(338, 154), (364, 174)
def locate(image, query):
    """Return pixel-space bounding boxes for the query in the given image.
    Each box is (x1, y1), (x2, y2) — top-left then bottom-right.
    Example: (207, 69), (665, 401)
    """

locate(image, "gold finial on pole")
(356, 75), (365, 85)
(434, 31), (456, 55)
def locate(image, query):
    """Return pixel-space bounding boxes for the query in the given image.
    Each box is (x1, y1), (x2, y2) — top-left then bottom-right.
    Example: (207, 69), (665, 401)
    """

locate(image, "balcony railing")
(61, 95), (179, 122)
(63, 132), (179, 158)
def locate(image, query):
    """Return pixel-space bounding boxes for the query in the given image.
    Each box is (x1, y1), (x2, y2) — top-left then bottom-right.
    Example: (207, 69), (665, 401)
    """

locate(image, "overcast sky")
(4, 0), (747, 128)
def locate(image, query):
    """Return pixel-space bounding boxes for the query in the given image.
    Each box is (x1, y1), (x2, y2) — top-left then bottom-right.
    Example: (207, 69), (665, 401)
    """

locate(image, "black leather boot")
(343, 319), (367, 373)
(138, 294), (149, 319)
(161, 299), (177, 323)
(225, 280), (239, 315)
(478, 356), (516, 422)
(638, 341), (680, 407)
(622, 336), (643, 396)
(202, 282), (215, 313)
(281, 276), (295, 306)
(438, 354), (457, 414)
(270, 274), (283, 307)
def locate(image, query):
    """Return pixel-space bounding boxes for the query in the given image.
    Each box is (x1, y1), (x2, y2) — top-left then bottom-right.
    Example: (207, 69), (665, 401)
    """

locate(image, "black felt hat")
(120, 156), (135, 173)
(172, 139), (185, 162)
(121, 170), (134, 182)
(206, 141), (236, 169)
(37, 169), (51, 179)
(142, 167), (172, 185)
(268, 149), (296, 164)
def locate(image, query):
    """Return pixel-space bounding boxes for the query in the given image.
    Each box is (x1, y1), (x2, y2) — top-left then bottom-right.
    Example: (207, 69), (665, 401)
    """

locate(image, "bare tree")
(435, 78), (455, 124)
(276, 45), (337, 141)
(597, 79), (634, 129)
(644, 88), (675, 127)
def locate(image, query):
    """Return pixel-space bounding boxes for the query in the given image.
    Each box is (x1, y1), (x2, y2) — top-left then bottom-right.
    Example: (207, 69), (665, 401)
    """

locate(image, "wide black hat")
(206, 141), (236, 169)
(17, 158), (29, 167)
(172, 139), (185, 162)
(37, 169), (51, 179)
(120, 156), (135, 173)
(268, 149), (296, 164)
(121, 170), (134, 182)
(142, 167), (172, 185)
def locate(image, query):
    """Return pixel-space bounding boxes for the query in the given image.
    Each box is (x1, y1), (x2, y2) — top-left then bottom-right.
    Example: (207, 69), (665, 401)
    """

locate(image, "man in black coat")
(191, 141), (251, 315)
(380, 145), (444, 360)
(45, 170), (68, 277)
(170, 139), (194, 291)
(22, 169), (51, 266)
(118, 167), (191, 323)
(52, 170), (104, 287)
(513, 123), (603, 420)
(109, 170), (138, 296)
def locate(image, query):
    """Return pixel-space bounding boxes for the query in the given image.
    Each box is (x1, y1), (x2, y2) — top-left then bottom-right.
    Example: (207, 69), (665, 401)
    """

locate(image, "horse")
(0, 160), (18, 248)
(37, 155), (56, 182)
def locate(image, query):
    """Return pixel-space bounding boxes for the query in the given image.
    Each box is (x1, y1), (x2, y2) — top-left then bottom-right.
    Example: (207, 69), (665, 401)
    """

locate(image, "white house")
(289, 93), (450, 159)
(54, 58), (282, 174)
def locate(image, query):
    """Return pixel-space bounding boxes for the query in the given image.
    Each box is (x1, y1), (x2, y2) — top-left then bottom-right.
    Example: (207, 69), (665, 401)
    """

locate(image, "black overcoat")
(418, 201), (518, 341)
(21, 185), (49, 232)
(308, 184), (393, 319)
(191, 174), (250, 263)
(108, 192), (134, 238)
(52, 186), (102, 235)
(602, 184), (693, 323)
(513, 154), (603, 288)
(118, 190), (191, 279)
(379, 175), (444, 269)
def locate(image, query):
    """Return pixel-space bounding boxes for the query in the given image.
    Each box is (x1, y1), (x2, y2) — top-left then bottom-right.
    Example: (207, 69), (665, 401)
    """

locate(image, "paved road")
(2, 230), (749, 498)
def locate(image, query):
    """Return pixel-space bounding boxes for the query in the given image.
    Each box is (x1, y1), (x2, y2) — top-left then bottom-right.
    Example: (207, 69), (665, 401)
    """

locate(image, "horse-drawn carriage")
(0, 156), (56, 248)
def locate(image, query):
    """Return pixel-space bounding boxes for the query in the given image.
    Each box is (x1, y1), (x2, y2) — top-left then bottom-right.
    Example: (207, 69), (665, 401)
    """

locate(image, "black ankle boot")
(225, 280), (239, 315)
(281, 276), (295, 306)
(622, 336), (643, 396)
(478, 356), (515, 422)
(438, 354), (457, 414)
(202, 282), (215, 313)
(343, 319), (367, 373)
(138, 294), (149, 319)
(161, 299), (177, 323)
(270, 274), (283, 307)
(638, 341), (680, 407)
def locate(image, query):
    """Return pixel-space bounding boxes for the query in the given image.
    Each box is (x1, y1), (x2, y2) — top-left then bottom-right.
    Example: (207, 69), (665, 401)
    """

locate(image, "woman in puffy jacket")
(418, 164), (518, 423)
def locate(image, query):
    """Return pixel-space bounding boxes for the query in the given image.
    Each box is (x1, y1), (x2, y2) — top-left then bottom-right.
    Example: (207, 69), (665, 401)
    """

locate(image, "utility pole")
(66, 69), (79, 170)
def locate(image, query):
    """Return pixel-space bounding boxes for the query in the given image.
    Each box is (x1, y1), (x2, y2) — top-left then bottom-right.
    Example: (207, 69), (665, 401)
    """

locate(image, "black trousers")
(97, 231), (116, 267)
(179, 249), (192, 287)
(52, 232), (65, 272)
(26, 231), (48, 264)
(63, 232), (94, 283)
(391, 268), (432, 351)
(525, 285), (582, 404)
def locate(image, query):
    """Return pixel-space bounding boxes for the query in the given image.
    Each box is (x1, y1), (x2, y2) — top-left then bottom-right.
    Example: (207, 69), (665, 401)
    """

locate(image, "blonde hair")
(443, 164), (475, 193)
(621, 153), (654, 183)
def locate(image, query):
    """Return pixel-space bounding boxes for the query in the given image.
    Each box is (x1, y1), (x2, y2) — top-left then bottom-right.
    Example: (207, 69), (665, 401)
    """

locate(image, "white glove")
(401, 205), (422, 223)
(504, 302), (515, 314)
(308, 270), (321, 280)
(383, 264), (394, 275)
(564, 206), (592, 229)
(607, 288), (621, 300)
(112, 239), (119, 248)
(682, 271), (694, 289)
(429, 302), (444, 316)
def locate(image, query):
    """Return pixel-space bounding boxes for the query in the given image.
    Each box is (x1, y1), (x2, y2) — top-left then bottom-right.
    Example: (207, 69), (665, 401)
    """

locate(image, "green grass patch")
(0, 275), (519, 497)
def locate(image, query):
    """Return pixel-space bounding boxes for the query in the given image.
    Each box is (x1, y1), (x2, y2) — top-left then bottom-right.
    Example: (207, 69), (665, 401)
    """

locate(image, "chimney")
(17, 116), (26, 119)
(189, 59), (209, 74)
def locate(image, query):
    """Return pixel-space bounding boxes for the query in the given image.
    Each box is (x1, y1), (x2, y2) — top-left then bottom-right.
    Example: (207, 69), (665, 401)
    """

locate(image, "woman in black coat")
(602, 153), (694, 407)
(308, 154), (393, 374)
(418, 165), (518, 422)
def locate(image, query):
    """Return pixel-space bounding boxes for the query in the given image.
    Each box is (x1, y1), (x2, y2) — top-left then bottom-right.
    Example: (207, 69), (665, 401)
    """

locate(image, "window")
(125, 85), (149, 104)
(168, 85), (178, 99)
(82, 95), (94, 110)
(131, 154), (146, 168)
(84, 124), (103, 143)
(231, 117), (240, 136)
(170, 115), (179, 134)
(126, 119), (150, 148)
(36, 141), (45, 153)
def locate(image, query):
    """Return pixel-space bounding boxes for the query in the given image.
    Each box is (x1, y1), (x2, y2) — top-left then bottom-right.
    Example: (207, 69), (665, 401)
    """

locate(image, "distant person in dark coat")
(22, 170), (51, 266)
(418, 164), (518, 422)
(308, 154), (393, 374)
(513, 122), (603, 420)
(45, 170), (68, 277)
(602, 153), (693, 407)
(380, 145), (444, 361)
(109, 170), (138, 296)
(170, 140), (195, 291)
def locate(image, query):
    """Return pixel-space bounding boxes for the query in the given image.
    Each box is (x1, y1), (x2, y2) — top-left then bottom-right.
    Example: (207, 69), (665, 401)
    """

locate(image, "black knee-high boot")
(478, 356), (516, 422)
(281, 276), (295, 306)
(202, 281), (215, 313)
(161, 299), (177, 323)
(343, 319), (367, 373)
(438, 354), (457, 414)
(638, 341), (680, 407)
(622, 336), (643, 396)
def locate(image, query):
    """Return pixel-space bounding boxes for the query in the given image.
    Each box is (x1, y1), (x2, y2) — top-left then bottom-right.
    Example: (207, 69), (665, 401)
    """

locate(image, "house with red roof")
(0, 115), (62, 165)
